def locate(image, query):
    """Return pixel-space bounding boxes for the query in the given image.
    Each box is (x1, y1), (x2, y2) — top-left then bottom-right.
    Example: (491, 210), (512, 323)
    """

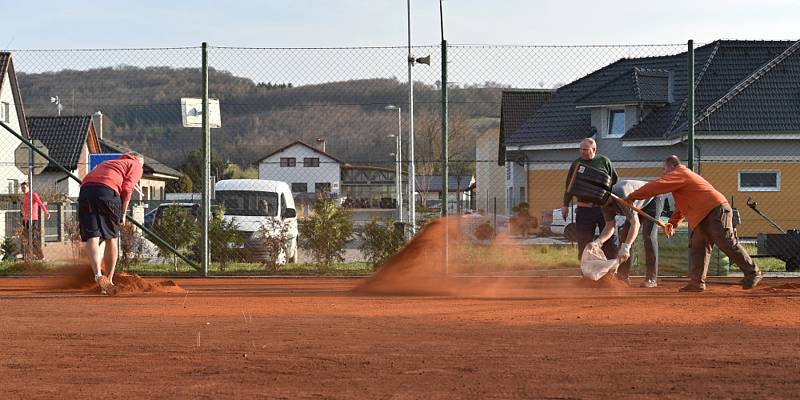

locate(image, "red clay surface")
(1, 275), (799, 399)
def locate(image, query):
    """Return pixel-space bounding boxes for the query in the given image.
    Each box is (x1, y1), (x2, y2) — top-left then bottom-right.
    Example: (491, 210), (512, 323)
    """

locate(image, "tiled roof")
(498, 90), (552, 161)
(507, 40), (800, 146)
(27, 116), (92, 171)
(258, 140), (341, 163)
(0, 53), (9, 95)
(576, 68), (670, 107)
(100, 138), (182, 178)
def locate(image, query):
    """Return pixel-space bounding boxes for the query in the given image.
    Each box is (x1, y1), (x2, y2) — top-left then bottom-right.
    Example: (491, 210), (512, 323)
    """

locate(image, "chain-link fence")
(1, 40), (798, 279)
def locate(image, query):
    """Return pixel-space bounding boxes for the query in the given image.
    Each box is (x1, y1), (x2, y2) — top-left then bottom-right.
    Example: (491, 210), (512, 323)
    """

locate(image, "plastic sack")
(580, 242), (620, 281)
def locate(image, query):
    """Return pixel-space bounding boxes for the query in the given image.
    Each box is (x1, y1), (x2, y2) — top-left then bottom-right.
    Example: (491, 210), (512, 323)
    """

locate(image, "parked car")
(144, 203), (199, 229)
(214, 179), (299, 263)
(541, 195), (673, 241)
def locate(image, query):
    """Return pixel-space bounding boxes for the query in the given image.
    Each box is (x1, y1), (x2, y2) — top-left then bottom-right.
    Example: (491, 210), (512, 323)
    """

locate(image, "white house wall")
(0, 70), (26, 194)
(259, 144), (341, 194)
(475, 129), (506, 214)
(33, 171), (81, 198)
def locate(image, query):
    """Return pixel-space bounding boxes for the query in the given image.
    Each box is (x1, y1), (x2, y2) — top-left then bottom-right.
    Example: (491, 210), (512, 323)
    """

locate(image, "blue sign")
(89, 153), (124, 171)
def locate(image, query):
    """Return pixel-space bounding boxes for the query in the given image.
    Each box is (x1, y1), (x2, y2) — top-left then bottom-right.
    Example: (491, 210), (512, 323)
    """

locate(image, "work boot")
(678, 283), (705, 293)
(640, 279), (658, 288)
(742, 270), (764, 290)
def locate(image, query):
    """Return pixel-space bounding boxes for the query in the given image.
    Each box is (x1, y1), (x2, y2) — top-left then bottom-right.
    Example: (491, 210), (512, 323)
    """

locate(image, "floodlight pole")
(440, 0), (448, 217)
(687, 39), (695, 172)
(201, 42), (210, 277)
(407, 0), (417, 232)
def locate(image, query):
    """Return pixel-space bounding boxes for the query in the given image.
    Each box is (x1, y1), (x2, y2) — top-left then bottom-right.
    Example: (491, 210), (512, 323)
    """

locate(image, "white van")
(214, 179), (299, 263)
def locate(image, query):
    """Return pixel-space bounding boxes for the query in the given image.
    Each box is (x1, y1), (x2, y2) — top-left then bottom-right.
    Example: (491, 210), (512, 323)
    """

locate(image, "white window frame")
(738, 170), (781, 192)
(605, 109), (626, 138)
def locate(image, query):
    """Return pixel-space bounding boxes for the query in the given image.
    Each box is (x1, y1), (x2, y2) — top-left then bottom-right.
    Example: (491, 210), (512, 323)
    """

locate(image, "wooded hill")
(17, 66), (502, 169)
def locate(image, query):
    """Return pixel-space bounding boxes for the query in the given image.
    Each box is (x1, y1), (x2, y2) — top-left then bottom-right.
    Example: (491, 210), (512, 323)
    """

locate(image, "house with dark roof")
(98, 131), (182, 201)
(27, 115), (101, 198)
(27, 112), (181, 200)
(503, 39), (800, 236)
(258, 141), (341, 196)
(415, 174), (475, 213)
(0, 52), (29, 195)
(476, 89), (552, 215)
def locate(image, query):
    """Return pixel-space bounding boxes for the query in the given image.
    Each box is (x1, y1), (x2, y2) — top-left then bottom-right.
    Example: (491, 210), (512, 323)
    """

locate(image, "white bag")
(580, 242), (620, 281)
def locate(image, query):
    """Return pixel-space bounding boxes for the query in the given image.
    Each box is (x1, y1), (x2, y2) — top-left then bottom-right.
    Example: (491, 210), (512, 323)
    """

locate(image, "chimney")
(92, 111), (103, 140)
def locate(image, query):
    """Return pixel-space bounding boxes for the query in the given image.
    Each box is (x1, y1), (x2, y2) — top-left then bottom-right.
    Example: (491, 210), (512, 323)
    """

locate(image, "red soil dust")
(50, 263), (184, 294)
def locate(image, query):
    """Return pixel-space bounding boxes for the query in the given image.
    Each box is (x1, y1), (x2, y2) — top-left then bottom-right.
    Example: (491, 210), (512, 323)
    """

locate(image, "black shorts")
(78, 185), (121, 242)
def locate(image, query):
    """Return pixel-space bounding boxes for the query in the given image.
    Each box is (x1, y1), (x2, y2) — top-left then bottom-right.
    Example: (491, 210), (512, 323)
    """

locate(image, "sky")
(3, 0), (800, 49)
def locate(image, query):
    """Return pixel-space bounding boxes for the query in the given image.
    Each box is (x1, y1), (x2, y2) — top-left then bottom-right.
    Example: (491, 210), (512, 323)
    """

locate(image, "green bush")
(360, 218), (406, 269)
(1, 237), (19, 261)
(193, 206), (245, 271)
(299, 198), (353, 272)
(150, 205), (199, 270)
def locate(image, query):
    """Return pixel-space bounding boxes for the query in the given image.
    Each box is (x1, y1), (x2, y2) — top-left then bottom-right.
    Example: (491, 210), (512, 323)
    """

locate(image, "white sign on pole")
(180, 97), (221, 128)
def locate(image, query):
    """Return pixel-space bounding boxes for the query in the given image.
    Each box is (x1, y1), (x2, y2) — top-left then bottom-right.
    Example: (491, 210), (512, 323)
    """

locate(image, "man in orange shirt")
(78, 152), (144, 295)
(20, 182), (50, 261)
(627, 155), (762, 292)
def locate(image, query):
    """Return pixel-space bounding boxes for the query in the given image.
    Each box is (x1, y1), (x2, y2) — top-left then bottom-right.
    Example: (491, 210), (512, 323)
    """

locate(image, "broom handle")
(609, 194), (668, 229)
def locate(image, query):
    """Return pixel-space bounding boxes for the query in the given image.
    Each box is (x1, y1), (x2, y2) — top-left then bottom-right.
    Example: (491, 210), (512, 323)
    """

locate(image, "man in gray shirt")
(590, 179), (666, 287)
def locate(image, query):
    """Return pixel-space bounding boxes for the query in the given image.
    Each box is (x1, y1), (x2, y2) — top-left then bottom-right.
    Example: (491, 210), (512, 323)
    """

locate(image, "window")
(291, 182), (308, 193)
(7, 179), (19, 194)
(216, 191), (279, 217)
(0, 102), (9, 123)
(315, 182), (331, 193)
(607, 110), (626, 138)
(739, 171), (780, 192)
(280, 157), (296, 167)
(303, 157), (320, 167)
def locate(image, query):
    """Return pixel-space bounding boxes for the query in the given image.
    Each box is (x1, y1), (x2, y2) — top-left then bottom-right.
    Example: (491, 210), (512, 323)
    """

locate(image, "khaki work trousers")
(689, 203), (757, 285)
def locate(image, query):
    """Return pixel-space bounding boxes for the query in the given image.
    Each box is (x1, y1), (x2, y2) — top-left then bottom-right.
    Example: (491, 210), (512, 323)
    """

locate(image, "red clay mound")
(355, 218), (512, 296)
(51, 264), (184, 294)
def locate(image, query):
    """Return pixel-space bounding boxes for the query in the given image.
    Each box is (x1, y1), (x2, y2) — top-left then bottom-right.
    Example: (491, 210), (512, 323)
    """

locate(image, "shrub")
(299, 198), (352, 272)
(252, 217), (292, 271)
(474, 222), (495, 240)
(119, 223), (149, 270)
(1, 237), (18, 261)
(192, 206), (245, 271)
(150, 205), (199, 270)
(360, 218), (406, 269)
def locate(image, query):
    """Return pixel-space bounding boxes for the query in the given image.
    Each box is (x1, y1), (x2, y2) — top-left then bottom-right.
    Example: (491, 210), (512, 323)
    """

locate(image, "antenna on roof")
(50, 96), (62, 116)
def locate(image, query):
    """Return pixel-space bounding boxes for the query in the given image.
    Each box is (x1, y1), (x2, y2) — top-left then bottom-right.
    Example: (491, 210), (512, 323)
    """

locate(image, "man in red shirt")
(627, 155), (762, 292)
(78, 152), (144, 295)
(20, 182), (50, 261)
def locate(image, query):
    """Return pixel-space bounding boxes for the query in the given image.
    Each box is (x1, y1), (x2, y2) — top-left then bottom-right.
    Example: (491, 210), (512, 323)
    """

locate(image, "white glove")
(617, 243), (631, 262)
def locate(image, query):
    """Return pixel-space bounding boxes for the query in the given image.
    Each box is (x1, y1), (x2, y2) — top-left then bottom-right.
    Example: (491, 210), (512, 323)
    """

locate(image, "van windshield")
(216, 191), (278, 217)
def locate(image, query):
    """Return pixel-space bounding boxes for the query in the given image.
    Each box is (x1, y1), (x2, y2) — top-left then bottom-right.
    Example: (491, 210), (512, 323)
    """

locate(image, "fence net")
(0, 40), (798, 279)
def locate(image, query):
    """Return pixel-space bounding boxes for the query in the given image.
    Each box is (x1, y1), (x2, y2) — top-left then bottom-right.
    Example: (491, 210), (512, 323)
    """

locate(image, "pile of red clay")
(355, 218), (521, 296)
(355, 217), (630, 296)
(51, 264), (184, 294)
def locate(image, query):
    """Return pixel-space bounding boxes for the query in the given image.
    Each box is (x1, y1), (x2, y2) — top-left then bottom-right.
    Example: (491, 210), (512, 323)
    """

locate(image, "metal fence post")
(202, 42), (210, 277)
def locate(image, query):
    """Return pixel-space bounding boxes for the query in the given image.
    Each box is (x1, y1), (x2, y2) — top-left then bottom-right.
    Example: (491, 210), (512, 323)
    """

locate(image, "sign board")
(180, 97), (221, 128)
(89, 153), (124, 171)
(14, 140), (49, 175)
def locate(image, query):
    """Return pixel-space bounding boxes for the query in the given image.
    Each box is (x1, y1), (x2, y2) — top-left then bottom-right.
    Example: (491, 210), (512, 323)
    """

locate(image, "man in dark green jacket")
(562, 138), (618, 260)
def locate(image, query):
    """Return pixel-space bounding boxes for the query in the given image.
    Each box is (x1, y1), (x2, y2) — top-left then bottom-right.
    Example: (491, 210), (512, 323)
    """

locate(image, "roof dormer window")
(607, 110), (625, 138)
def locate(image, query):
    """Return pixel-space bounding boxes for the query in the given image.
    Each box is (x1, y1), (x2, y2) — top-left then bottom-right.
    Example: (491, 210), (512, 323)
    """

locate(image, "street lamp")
(406, 0), (431, 232)
(385, 105), (403, 222)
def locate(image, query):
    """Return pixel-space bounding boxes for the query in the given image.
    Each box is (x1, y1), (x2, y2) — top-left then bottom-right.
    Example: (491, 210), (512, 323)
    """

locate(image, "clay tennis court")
(2, 275), (799, 399)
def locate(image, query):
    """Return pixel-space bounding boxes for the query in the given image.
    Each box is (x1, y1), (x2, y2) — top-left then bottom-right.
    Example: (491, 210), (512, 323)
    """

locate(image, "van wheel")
(564, 223), (577, 242)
